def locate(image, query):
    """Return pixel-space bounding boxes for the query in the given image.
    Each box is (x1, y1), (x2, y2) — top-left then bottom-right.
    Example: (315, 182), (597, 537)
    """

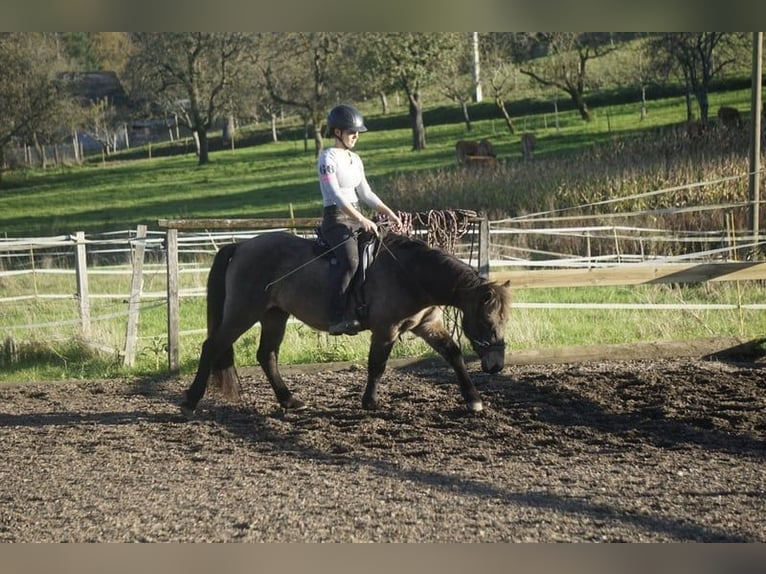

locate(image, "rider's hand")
(360, 217), (378, 235)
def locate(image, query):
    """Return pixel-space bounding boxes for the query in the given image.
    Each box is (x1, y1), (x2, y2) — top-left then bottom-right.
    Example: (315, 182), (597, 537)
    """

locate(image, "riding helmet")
(327, 104), (368, 135)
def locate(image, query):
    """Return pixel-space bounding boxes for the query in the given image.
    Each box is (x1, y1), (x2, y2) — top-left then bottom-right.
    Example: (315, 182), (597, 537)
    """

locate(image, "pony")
(717, 106), (742, 128)
(180, 231), (511, 417)
(455, 139), (496, 164)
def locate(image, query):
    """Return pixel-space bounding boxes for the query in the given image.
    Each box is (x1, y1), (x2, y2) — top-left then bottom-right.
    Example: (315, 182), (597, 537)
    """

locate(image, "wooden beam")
(123, 224), (147, 367)
(158, 218), (321, 230)
(505, 336), (766, 365)
(478, 217), (489, 279)
(166, 229), (180, 373)
(73, 231), (91, 338)
(491, 261), (766, 288)
(158, 212), (484, 231)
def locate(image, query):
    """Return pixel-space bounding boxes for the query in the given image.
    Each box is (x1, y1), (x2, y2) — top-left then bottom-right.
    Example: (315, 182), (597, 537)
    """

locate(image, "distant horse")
(520, 133), (536, 161)
(717, 106), (742, 128)
(181, 231), (511, 417)
(456, 139), (496, 164)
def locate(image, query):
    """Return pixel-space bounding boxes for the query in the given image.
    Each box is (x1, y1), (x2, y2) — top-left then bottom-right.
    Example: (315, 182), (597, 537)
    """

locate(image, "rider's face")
(338, 129), (359, 149)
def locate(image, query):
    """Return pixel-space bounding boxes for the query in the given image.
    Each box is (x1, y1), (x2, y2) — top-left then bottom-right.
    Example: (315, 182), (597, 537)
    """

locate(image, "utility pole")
(748, 32), (762, 251)
(472, 32), (482, 103)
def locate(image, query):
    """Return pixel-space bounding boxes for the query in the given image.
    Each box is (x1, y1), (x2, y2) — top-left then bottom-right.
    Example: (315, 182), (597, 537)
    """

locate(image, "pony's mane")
(383, 232), (511, 319)
(383, 232), (479, 284)
(486, 279), (512, 322)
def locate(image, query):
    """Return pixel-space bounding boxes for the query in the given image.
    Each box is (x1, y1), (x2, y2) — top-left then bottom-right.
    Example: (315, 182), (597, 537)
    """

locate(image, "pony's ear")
(501, 280), (511, 289)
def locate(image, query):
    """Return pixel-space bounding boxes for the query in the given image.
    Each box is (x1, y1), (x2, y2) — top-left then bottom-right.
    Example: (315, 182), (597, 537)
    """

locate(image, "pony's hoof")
(180, 403), (195, 420)
(468, 400), (484, 413)
(362, 399), (379, 411)
(281, 396), (306, 411)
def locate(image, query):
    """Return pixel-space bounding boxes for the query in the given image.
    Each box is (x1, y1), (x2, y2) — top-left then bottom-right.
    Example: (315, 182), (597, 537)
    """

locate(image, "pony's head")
(462, 279), (511, 374)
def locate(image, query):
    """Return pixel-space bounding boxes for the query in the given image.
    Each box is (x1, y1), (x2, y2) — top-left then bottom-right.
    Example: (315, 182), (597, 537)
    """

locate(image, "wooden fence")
(0, 226), (160, 366)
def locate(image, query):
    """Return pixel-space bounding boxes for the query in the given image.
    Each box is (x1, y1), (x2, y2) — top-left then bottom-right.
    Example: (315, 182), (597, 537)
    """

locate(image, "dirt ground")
(1, 354), (764, 542)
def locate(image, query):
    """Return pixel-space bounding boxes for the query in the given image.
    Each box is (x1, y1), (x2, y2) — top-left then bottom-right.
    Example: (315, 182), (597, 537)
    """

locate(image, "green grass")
(1, 147), (317, 236)
(514, 283), (765, 345)
(1, 84), (753, 237)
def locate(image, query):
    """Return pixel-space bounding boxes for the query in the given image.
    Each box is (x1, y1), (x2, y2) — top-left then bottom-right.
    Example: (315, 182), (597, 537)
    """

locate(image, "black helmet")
(327, 104), (368, 135)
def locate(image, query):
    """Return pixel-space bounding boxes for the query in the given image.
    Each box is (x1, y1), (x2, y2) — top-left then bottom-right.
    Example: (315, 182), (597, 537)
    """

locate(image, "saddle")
(314, 227), (381, 321)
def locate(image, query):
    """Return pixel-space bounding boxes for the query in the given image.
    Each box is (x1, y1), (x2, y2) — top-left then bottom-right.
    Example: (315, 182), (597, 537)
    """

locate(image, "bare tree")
(258, 99), (285, 143)
(126, 33), (255, 166)
(0, 33), (71, 173)
(481, 33), (525, 135)
(436, 34), (475, 132)
(363, 33), (463, 150)
(256, 33), (350, 155)
(646, 33), (746, 124)
(515, 33), (618, 122)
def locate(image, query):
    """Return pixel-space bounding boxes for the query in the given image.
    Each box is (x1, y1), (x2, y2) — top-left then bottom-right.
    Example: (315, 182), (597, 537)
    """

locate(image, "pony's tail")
(206, 242), (241, 401)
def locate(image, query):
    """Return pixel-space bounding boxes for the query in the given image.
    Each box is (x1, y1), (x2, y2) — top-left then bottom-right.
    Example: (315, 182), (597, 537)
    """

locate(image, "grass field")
(1, 86), (753, 237)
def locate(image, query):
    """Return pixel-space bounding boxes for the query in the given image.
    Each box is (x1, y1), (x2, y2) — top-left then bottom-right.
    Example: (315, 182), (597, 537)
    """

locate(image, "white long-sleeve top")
(317, 147), (384, 210)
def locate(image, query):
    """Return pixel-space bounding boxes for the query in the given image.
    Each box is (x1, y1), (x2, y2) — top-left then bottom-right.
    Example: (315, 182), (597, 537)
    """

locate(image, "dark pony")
(455, 139), (496, 164)
(181, 231), (511, 416)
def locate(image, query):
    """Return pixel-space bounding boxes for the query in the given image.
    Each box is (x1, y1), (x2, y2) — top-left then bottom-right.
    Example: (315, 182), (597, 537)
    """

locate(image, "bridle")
(469, 338), (505, 354)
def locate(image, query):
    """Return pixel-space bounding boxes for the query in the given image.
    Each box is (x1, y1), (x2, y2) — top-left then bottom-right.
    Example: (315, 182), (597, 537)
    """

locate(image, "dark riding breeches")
(321, 205), (361, 322)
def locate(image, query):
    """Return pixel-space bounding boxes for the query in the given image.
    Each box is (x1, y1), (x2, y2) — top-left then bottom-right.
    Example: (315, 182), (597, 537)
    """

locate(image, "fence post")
(478, 216), (490, 279)
(74, 231), (91, 338)
(748, 32), (762, 250)
(123, 225), (147, 367)
(166, 228), (180, 373)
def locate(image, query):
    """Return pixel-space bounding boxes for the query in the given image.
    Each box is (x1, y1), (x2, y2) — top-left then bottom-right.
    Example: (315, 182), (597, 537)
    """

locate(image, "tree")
(126, 33), (255, 166)
(336, 37), (397, 116)
(481, 33), (525, 135)
(646, 33), (746, 123)
(364, 33), (464, 150)
(595, 35), (654, 121)
(256, 33), (351, 155)
(56, 33), (99, 70)
(0, 33), (71, 173)
(515, 33), (619, 122)
(436, 34), (476, 132)
(88, 33), (133, 78)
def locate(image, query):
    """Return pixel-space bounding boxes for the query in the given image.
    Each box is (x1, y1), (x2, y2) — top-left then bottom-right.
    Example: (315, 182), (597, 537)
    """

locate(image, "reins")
(263, 230), (362, 291)
(262, 223), (407, 293)
(375, 228), (453, 306)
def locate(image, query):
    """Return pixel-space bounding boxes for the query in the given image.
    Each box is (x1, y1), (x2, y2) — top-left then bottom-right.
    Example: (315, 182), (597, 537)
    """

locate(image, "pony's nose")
(481, 357), (504, 374)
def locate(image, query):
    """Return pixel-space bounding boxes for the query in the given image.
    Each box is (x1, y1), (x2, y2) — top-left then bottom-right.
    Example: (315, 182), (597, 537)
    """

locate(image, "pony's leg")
(362, 332), (396, 410)
(257, 308), (305, 410)
(181, 324), (246, 417)
(412, 322), (483, 413)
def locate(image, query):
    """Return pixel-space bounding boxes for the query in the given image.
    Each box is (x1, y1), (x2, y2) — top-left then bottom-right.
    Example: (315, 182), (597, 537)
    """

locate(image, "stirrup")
(328, 319), (361, 336)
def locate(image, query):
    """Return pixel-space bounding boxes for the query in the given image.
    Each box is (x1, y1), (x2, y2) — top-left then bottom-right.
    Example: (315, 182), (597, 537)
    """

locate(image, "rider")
(317, 103), (402, 336)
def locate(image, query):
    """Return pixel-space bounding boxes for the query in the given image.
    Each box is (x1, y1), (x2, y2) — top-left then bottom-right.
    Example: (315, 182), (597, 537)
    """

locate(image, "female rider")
(317, 104), (402, 335)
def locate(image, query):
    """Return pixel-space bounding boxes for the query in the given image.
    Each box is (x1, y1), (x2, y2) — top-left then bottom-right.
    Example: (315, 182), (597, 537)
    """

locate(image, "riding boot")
(323, 207), (361, 336)
(327, 270), (360, 335)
